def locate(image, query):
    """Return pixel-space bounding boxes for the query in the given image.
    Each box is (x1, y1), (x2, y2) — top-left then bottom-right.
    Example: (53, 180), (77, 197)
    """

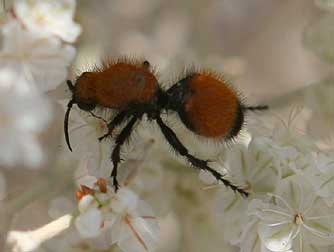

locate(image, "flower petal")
(75, 207), (102, 238)
(258, 222), (294, 252)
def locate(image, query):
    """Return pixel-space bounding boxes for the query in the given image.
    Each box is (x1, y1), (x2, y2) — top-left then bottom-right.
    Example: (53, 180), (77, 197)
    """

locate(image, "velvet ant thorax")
(166, 69), (244, 141)
(72, 58), (159, 110)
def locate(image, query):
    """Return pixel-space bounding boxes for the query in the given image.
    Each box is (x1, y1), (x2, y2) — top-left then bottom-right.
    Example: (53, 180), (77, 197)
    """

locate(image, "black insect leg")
(98, 110), (132, 141)
(111, 116), (137, 192)
(244, 105), (268, 111)
(88, 111), (107, 122)
(155, 116), (249, 198)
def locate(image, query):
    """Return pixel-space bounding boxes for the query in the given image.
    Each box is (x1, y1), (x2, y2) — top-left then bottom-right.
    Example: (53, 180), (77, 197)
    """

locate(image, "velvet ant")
(64, 58), (267, 197)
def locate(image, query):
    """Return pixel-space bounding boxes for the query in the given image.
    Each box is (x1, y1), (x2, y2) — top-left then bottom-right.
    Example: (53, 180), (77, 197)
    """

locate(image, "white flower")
(249, 176), (334, 252)
(314, 152), (334, 173)
(75, 207), (103, 238)
(239, 218), (275, 252)
(13, 0), (81, 43)
(253, 136), (314, 179)
(213, 138), (281, 244)
(0, 68), (51, 168)
(73, 178), (159, 252)
(109, 188), (159, 252)
(74, 192), (105, 239)
(250, 108), (318, 178)
(111, 188), (139, 214)
(300, 152), (334, 206)
(78, 194), (98, 213)
(0, 20), (76, 92)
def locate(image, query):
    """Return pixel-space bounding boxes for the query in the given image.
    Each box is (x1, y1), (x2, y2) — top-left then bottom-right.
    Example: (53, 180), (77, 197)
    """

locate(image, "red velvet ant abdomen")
(180, 73), (242, 139)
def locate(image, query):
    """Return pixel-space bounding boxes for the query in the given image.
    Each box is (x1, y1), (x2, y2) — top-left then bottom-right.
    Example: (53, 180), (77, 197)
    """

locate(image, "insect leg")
(88, 111), (107, 122)
(98, 110), (132, 141)
(155, 116), (249, 198)
(110, 116), (138, 192)
(244, 105), (268, 111)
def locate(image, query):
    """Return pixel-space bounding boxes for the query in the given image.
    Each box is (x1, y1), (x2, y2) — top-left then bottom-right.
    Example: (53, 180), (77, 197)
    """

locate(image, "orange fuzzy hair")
(75, 58), (159, 109)
(183, 70), (242, 139)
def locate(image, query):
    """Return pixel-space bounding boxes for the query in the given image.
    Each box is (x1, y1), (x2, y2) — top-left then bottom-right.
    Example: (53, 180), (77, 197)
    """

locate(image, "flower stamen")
(124, 214), (149, 251)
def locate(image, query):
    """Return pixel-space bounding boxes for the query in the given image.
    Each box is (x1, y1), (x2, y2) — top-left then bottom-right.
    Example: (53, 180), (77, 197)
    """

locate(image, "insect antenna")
(66, 80), (75, 91)
(64, 99), (74, 151)
(64, 80), (75, 152)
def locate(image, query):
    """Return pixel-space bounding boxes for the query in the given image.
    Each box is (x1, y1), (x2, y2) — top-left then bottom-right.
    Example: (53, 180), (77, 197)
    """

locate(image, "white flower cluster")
(0, 1), (82, 250)
(0, 0), (80, 169)
(73, 177), (159, 252)
(65, 87), (334, 252)
(208, 115), (334, 252)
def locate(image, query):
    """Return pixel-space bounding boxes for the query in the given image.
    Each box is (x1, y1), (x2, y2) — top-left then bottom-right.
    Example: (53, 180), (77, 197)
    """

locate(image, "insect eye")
(142, 60), (150, 69)
(81, 72), (90, 77)
(78, 72), (94, 82)
(77, 102), (96, 111)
